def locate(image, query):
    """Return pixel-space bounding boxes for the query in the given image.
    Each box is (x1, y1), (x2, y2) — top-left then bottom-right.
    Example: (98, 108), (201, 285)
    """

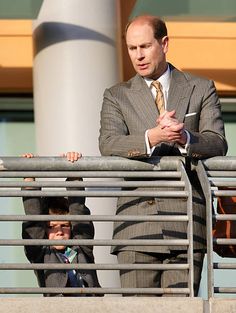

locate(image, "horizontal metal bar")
(212, 190), (236, 197)
(0, 287), (190, 295)
(0, 190), (188, 198)
(215, 214), (236, 221)
(0, 171), (181, 178)
(0, 156), (185, 172)
(203, 157), (236, 171)
(0, 156), (155, 171)
(214, 287), (236, 294)
(207, 171), (236, 177)
(0, 263), (189, 270)
(0, 239), (189, 246)
(210, 180), (236, 187)
(0, 215), (189, 222)
(0, 181), (185, 188)
(214, 238), (236, 245)
(214, 263), (236, 270)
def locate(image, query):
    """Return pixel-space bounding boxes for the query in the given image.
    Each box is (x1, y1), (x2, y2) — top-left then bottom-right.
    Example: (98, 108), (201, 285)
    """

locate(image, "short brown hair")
(125, 15), (168, 40)
(44, 197), (69, 215)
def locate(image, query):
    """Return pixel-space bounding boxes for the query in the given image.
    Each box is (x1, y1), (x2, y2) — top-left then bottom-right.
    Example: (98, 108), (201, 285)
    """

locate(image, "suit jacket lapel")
(128, 74), (158, 129)
(168, 65), (194, 123)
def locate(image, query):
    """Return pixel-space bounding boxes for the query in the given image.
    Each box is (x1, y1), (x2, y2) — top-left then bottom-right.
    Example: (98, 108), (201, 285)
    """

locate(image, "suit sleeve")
(186, 80), (228, 159)
(99, 88), (148, 158)
(67, 178), (95, 260)
(22, 196), (46, 263)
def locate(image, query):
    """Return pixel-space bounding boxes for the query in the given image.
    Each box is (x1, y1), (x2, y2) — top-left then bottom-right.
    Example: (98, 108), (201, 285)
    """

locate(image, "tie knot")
(151, 80), (163, 92)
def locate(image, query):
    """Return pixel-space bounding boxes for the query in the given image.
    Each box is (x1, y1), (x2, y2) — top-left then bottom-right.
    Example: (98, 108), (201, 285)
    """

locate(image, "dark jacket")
(22, 187), (101, 297)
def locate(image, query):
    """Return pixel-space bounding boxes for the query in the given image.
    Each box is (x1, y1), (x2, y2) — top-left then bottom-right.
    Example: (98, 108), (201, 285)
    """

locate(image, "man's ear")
(161, 36), (169, 53)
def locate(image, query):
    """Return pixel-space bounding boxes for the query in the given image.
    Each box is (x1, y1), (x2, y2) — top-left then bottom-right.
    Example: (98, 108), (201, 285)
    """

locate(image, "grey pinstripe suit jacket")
(99, 64), (228, 254)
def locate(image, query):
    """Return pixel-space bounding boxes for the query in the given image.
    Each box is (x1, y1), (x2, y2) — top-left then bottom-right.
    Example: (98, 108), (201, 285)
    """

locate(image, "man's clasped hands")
(148, 110), (187, 148)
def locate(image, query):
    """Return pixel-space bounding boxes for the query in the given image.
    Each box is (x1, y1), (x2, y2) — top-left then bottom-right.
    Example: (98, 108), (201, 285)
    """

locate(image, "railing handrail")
(0, 156), (184, 171)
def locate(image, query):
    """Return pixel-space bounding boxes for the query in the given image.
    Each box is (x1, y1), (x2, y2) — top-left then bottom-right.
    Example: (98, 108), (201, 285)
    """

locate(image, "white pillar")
(33, 0), (120, 291)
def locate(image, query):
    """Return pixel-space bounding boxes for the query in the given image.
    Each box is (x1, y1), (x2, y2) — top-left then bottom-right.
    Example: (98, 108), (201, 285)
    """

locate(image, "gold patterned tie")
(151, 81), (165, 114)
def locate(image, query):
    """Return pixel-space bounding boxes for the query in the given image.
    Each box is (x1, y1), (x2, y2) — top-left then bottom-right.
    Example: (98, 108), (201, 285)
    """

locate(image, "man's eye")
(141, 45), (151, 49)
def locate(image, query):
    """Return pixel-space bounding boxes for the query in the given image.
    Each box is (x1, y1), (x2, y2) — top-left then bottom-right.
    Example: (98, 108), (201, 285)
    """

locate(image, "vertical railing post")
(196, 161), (214, 298)
(178, 161), (194, 297)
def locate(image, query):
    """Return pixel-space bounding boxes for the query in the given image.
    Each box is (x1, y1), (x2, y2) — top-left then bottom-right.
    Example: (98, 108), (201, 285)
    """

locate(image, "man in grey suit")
(99, 15), (227, 296)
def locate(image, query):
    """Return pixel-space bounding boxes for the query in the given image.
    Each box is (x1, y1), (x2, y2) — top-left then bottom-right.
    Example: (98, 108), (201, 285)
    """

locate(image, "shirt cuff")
(145, 129), (156, 156)
(178, 130), (190, 155)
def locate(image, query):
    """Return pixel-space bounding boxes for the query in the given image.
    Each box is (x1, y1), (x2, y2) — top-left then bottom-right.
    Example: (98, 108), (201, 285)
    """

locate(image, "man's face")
(46, 221), (71, 250)
(126, 22), (168, 79)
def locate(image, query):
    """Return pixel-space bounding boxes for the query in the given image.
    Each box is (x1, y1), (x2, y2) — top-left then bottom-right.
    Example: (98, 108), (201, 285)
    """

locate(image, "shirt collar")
(144, 64), (171, 91)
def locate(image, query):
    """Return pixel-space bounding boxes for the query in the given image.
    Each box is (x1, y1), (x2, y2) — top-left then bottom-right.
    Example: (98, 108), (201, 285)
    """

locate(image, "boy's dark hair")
(44, 197), (69, 215)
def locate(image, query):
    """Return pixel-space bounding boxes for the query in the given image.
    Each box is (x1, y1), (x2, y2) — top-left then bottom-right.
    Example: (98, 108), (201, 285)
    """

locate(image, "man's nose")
(136, 47), (144, 59)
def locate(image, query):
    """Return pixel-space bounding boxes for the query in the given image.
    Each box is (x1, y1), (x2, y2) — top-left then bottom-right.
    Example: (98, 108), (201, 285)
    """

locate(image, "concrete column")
(33, 0), (120, 290)
(33, 0), (119, 155)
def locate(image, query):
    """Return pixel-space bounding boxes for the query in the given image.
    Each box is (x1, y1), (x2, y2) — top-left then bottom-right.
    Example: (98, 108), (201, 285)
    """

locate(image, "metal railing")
(0, 156), (194, 296)
(196, 157), (236, 298)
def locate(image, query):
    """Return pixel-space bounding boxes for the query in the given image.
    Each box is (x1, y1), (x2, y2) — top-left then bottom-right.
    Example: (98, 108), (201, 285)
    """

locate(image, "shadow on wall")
(33, 22), (115, 55)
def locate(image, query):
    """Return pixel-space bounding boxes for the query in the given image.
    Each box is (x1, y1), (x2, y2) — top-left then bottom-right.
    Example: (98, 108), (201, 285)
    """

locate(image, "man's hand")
(157, 110), (179, 128)
(147, 110), (187, 147)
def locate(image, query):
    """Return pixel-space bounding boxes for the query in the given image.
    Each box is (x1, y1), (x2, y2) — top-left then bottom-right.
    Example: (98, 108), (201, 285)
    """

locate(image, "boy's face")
(46, 221), (71, 250)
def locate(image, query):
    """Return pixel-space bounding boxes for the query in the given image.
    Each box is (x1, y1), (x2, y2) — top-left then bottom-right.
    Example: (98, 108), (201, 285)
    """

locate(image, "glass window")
(221, 97), (236, 156)
(0, 95), (37, 297)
